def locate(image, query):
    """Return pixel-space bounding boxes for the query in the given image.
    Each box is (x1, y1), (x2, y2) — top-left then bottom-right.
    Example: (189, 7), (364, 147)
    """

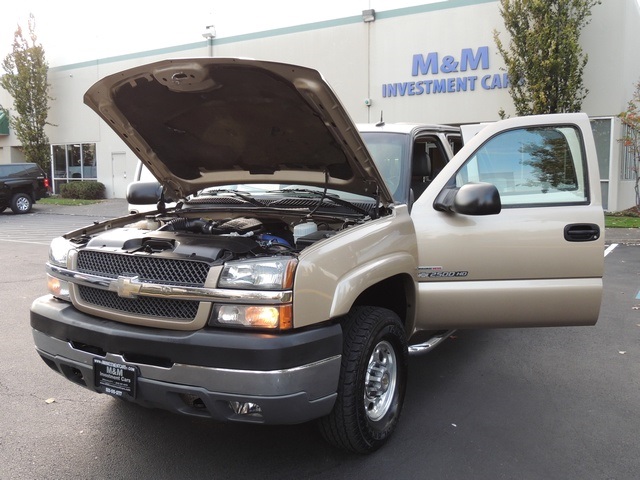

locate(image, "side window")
(361, 132), (407, 202)
(455, 126), (587, 206)
(367, 141), (404, 198)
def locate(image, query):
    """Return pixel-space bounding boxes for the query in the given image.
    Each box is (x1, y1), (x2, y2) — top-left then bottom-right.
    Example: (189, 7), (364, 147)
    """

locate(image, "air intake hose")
(159, 218), (222, 234)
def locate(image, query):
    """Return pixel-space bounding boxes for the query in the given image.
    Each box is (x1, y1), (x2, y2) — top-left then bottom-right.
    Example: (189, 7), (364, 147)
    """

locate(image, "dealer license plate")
(93, 359), (138, 398)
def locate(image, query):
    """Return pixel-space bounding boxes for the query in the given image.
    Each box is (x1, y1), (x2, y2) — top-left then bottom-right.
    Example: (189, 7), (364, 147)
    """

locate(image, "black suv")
(0, 163), (50, 214)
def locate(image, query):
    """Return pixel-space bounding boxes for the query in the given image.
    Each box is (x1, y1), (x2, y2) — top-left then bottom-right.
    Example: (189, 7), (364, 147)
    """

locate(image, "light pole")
(202, 25), (216, 57)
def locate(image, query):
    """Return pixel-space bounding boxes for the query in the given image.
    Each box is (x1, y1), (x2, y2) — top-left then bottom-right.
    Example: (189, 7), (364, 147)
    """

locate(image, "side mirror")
(126, 181), (163, 205)
(434, 182), (501, 216)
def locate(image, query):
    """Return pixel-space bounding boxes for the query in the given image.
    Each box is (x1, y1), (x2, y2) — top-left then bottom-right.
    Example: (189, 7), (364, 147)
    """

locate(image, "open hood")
(84, 58), (393, 204)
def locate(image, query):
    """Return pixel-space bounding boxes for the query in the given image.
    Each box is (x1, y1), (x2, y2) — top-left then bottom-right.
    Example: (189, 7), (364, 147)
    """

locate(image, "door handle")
(564, 223), (600, 242)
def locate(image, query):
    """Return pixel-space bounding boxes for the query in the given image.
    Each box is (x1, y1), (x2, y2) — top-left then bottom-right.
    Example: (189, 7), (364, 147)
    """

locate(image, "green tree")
(1, 13), (52, 170)
(619, 80), (640, 210)
(493, 0), (600, 117)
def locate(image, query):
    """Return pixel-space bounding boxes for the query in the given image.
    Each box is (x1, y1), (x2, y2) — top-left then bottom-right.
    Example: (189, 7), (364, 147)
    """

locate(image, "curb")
(32, 199), (128, 218)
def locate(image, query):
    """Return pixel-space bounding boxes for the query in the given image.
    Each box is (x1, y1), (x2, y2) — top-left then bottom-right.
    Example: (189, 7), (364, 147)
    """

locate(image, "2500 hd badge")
(417, 267), (469, 278)
(30, 58), (604, 454)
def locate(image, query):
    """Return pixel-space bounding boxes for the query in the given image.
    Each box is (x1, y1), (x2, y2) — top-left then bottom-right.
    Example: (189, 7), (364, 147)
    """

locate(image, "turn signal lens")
(212, 304), (292, 330)
(47, 274), (70, 301)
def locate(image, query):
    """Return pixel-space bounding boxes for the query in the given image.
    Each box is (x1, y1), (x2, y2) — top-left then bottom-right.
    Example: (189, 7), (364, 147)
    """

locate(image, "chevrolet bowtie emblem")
(110, 275), (142, 299)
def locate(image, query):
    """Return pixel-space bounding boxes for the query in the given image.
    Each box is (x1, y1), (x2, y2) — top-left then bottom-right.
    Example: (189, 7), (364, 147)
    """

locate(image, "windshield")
(360, 132), (409, 202)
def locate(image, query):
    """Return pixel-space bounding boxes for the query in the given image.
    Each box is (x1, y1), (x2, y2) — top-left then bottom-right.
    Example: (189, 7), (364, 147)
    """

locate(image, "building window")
(590, 118), (612, 211)
(621, 124), (638, 181)
(50, 143), (97, 194)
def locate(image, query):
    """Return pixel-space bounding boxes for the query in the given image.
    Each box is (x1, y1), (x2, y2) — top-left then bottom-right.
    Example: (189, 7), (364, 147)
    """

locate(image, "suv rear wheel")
(319, 306), (408, 453)
(11, 193), (33, 214)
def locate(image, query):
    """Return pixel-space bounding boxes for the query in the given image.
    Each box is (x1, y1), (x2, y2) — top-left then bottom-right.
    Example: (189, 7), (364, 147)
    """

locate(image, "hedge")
(59, 181), (106, 200)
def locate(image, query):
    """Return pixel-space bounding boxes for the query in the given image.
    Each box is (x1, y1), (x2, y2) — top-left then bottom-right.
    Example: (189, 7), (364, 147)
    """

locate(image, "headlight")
(218, 257), (297, 290)
(47, 236), (75, 301)
(49, 236), (75, 267)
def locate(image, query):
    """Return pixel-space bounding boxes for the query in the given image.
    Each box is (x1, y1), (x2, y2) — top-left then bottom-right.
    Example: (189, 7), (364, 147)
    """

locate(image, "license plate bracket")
(93, 359), (138, 398)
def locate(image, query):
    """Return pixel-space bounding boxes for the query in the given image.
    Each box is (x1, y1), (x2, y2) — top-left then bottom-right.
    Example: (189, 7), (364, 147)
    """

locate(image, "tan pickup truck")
(31, 58), (604, 453)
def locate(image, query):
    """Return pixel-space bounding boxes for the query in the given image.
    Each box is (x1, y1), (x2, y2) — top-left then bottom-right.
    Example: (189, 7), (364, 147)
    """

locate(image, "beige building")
(1, 0), (639, 210)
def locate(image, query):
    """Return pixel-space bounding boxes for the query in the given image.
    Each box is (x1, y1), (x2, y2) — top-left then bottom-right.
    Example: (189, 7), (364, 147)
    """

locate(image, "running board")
(408, 330), (456, 355)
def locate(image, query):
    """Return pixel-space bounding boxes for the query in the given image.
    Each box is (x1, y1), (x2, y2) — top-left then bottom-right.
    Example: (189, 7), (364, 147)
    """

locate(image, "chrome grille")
(75, 250), (210, 322)
(78, 286), (199, 319)
(77, 250), (210, 286)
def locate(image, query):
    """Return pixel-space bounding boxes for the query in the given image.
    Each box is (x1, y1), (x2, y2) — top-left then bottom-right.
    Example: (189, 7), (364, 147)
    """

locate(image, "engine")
(78, 214), (338, 266)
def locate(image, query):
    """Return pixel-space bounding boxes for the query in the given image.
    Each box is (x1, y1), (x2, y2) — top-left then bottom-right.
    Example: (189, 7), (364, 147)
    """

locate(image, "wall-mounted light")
(202, 25), (216, 39)
(362, 9), (375, 23)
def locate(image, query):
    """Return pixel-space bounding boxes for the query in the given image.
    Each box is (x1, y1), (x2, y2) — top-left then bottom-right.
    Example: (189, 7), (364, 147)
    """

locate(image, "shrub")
(59, 181), (106, 200)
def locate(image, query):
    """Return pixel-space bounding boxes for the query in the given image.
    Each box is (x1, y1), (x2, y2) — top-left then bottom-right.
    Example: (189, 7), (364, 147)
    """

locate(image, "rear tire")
(319, 306), (408, 453)
(10, 193), (33, 214)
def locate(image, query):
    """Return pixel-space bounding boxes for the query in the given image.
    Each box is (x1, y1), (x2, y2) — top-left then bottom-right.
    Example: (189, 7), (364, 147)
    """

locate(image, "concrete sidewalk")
(604, 226), (640, 244)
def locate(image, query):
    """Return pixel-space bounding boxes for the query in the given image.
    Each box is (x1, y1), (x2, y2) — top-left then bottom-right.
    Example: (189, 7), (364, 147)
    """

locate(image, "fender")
(329, 252), (417, 318)
(292, 205), (418, 328)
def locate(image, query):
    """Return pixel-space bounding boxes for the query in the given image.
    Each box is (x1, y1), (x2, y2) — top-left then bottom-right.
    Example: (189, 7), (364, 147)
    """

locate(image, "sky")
(0, 0), (446, 67)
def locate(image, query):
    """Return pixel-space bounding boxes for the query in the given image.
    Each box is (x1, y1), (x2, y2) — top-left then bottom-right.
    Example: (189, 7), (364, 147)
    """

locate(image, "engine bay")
(74, 212), (355, 265)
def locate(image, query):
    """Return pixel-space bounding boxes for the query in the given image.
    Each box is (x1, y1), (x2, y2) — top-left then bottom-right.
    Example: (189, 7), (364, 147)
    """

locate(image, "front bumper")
(30, 295), (342, 424)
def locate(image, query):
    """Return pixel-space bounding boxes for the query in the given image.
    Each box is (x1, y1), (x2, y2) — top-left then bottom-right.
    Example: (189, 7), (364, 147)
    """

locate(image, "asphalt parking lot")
(0, 201), (638, 479)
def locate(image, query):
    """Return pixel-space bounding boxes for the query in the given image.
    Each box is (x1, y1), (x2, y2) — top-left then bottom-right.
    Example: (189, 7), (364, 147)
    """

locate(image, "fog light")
(229, 401), (263, 417)
(47, 274), (70, 300)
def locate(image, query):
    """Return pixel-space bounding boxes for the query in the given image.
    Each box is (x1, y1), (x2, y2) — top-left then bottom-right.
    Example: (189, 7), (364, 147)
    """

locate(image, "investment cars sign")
(382, 46), (509, 98)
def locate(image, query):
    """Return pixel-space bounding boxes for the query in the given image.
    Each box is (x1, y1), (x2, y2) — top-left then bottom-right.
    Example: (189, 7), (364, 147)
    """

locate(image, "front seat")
(411, 147), (432, 199)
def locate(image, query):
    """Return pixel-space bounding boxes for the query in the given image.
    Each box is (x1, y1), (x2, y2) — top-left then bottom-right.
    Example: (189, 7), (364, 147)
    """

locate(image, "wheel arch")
(327, 253), (417, 333)
(351, 274), (416, 333)
(10, 186), (35, 198)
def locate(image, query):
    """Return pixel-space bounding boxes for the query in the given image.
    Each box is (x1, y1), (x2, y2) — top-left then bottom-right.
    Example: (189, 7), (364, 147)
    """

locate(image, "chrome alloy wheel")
(364, 340), (397, 421)
(16, 196), (30, 212)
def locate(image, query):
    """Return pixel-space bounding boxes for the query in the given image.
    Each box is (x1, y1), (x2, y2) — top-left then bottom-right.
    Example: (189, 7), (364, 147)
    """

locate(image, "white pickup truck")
(31, 58), (603, 453)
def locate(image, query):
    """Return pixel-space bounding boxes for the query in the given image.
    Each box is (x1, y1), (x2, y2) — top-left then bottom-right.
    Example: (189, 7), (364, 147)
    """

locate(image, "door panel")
(411, 113), (604, 330)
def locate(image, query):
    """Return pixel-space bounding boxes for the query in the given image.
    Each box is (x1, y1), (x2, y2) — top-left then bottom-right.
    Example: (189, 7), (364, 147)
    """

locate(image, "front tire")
(319, 306), (408, 453)
(11, 193), (33, 214)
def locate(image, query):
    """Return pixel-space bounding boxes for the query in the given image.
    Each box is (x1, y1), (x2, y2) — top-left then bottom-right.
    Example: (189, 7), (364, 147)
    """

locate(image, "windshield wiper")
(271, 188), (371, 216)
(196, 189), (265, 207)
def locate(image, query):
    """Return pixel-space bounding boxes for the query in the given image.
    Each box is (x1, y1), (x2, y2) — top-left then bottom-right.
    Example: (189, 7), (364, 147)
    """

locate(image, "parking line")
(604, 243), (618, 257)
(0, 238), (51, 246)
